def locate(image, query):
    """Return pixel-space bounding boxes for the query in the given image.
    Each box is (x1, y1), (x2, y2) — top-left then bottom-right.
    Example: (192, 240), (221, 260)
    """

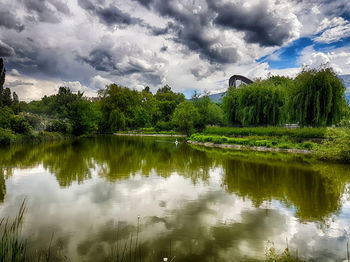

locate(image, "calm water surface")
(0, 136), (350, 261)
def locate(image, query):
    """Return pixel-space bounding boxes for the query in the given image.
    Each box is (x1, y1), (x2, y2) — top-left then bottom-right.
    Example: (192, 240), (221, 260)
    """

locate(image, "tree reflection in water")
(0, 136), (349, 261)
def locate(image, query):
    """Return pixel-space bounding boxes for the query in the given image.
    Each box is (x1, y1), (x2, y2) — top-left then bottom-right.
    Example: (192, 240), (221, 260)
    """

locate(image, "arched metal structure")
(229, 75), (253, 88)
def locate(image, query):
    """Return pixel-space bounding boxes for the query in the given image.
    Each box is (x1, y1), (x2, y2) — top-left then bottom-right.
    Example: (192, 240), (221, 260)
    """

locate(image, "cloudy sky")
(0, 0), (350, 100)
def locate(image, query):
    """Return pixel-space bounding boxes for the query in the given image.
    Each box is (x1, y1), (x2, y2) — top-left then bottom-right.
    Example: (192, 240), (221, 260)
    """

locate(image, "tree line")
(223, 68), (347, 127)
(0, 56), (349, 145)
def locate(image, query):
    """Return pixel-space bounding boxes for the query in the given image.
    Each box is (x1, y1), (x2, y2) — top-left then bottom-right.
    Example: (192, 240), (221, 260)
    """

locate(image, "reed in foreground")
(0, 200), (26, 262)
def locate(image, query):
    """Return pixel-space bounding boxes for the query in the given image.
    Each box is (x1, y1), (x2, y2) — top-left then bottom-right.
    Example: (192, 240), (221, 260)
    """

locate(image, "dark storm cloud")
(78, 43), (163, 86)
(132, 0), (299, 64)
(160, 46), (168, 52)
(80, 46), (155, 75)
(78, 0), (142, 26)
(133, 0), (239, 63)
(208, 1), (292, 46)
(0, 41), (16, 57)
(2, 38), (94, 86)
(190, 64), (219, 80)
(79, 48), (117, 72)
(0, 10), (25, 32)
(141, 73), (162, 86)
(21, 0), (70, 23)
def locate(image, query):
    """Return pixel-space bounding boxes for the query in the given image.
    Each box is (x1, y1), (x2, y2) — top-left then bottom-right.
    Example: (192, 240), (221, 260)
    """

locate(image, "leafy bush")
(21, 112), (43, 130)
(155, 121), (173, 132)
(299, 141), (315, 150)
(172, 101), (199, 135)
(316, 127), (350, 162)
(46, 119), (73, 134)
(0, 128), (16, 145)
(0, 106), (14, 129)
(10, 115), (32, 135)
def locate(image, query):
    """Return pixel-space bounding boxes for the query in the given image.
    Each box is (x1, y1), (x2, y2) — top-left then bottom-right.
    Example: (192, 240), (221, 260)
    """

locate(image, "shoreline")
(187, 140), (312, 154)
(114, 133), (186, 137)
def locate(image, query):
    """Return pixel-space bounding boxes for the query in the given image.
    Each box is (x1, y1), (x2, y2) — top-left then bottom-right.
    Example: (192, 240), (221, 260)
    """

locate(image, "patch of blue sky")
(313, 36), (350, 51)
(257, 36), (350, 70)
(183, 89), (196, 99)
(256, 37), (313, 69)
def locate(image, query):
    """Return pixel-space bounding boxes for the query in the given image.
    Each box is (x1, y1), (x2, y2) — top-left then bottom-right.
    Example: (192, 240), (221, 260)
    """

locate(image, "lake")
(0, 136), (350, 261)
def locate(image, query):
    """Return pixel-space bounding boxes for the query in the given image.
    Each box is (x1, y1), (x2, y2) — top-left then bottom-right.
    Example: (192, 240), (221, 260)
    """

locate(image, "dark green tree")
(155, 85), (185, 122)
(98, 84), (141, 132)
(172, 101), (199, 135)
(223, 79), (286, 126)
(192, 93), (224, 128)
(2, 88), (12, 107)
(290, 68), (346, 126)
(0, 58), (6, 107)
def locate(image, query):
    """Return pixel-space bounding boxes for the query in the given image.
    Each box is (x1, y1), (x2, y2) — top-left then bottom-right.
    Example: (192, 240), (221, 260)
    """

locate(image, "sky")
(0, 0), (350, 101)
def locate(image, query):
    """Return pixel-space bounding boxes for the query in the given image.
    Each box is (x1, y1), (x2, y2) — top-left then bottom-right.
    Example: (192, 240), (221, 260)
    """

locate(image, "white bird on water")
(175, 139), (179, 146)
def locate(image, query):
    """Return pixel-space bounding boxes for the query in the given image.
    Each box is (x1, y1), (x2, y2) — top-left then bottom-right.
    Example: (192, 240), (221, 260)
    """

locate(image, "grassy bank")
(203, 126), (326, 139)
(189, 133), (316, 151)
(190, 125), (350, 163)
(0, 128), (73, 146)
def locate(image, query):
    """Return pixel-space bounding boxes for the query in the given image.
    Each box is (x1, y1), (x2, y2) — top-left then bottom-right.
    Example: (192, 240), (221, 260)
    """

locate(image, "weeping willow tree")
(223, 77), (289, 126)
(290, 68), (346, 126)
(223, 68), (346, 127)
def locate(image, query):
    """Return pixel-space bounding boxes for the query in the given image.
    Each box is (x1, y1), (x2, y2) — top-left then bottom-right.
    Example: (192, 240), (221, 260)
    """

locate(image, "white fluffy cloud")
(314, 17), (350, 43)
(299, 46), (350, 74)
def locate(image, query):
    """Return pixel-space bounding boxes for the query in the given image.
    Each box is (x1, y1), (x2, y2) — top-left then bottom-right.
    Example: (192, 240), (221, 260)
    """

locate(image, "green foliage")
(207, 102), (224, 126)
(98, 84), (184, 132)
(155, 85), (185, 122)
(0, 200), (26, 262)
(10, 115), (32, 135)
(223, 77), (288, 126)
(0, 58), (5, 90)
(203, 126), (326, 139)
(223, 69), (347, 127)
(316, 127), (350, 162)
(24, 87), (101, 136)
(98, 84), (141, 132)
(70, 99), (101, 135)
(154, 121), (173, 131)
(134, 106), (151, 128)
(21, 112), (42, 130)
(2, 88), (12, 107)
(108, 108), (126, 132)
(46, 119), (73, 134)
(190, 133), (316, 150)
(265, 241), (301, 262)
(0, 106), (14, 129)
(172, 101), (199, 135)
(0, 128), (16, 145)
(290, 68), (346, 126)
(192, 94), (225, 129)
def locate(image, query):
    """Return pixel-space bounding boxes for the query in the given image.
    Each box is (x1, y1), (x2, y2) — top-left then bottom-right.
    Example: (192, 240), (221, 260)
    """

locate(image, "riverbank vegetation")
(189, 133), (316, 150)
(0, 57), (349, 162)
(202, 126), (326, 139)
